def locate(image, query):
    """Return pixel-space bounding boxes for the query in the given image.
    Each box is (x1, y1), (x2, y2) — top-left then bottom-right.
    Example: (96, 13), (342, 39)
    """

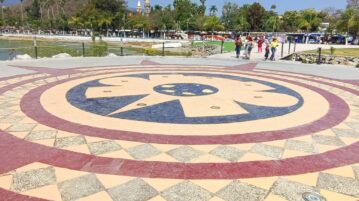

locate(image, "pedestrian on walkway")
(234, 36), (242, 58)
(258, 37), (263, 53)
(245, 36), (254, 60)
(264, 41), (270, 60)
(270, 38), (279, 61)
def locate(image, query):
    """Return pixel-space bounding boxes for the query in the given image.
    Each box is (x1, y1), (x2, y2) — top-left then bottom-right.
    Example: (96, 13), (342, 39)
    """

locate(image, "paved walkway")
(210, 43), (359, 62)
(0, 57), (358, 201)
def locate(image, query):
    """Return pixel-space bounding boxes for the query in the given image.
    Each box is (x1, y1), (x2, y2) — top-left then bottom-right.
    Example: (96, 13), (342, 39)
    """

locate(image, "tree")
(173, 0), (192, 30)
(247, 3), (266, 31)
(209, 5), (217, 16)
(221, 2), (239, 30)
(298, 9), (322, 32)
(203, 16), (224, 31)
(199, 0), (206, 16)
(280, 11), (300, 32)
(337, 7), (359, 36)
(347, 0), (359, 9)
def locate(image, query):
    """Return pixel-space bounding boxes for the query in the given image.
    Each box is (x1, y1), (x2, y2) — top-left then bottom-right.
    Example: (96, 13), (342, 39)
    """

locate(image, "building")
(136, 0), (151, 16)
(137, 0), (142, 14)
(144, 0), (151, 16)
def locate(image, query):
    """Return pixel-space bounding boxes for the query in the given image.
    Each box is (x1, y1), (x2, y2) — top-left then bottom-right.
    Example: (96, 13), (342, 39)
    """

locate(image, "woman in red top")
(257, 37), (263, 53)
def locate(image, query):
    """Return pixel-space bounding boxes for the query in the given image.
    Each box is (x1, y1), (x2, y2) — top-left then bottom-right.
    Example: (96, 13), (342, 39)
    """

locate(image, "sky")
(4, 0), (348, 14)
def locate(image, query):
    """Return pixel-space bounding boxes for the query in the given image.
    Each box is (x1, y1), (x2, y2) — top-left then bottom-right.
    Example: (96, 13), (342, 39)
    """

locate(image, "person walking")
(264, 41), (270, 60)
(245, 36), (254, 60)
(257, 37), (263, 53)
(234, 36), (242, 58)
(269, 38), (279, 61)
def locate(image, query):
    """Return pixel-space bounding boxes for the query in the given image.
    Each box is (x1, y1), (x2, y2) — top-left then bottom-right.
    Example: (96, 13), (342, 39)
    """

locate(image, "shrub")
(330, 46), (336, 55)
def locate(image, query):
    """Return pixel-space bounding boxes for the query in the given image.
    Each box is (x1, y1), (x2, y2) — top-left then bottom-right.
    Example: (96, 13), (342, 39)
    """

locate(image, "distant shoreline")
(0, 34), (185, 44)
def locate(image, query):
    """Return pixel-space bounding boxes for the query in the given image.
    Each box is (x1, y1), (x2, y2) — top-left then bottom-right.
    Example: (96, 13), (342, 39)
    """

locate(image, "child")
(264, 41), (270, 60)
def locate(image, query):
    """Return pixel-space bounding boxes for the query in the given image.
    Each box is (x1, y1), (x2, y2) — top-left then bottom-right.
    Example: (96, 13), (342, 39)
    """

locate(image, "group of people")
(234, 35), (279, 61)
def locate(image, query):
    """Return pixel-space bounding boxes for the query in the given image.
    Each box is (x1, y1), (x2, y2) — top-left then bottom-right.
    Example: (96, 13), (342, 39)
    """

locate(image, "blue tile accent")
(66, 73), (304, 124)
(154, 83), (218, 97)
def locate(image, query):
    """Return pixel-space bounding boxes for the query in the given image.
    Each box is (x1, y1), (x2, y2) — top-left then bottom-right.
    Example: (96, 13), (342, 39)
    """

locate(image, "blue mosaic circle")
(154, 83), (218, 97)
(66, 73), (304, 124)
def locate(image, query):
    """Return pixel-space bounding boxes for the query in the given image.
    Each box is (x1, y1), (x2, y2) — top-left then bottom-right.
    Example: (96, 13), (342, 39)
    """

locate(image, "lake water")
(0, 38), (142, 60)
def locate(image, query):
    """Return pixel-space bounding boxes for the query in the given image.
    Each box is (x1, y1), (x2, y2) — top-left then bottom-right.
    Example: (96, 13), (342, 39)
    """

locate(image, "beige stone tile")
(191, 180), (232, 193)
(63, 144), (91, 155)
(284, 173), (319, 187)
(142, 178), (182, 192)
(238, 152), (273, 162)
(264, 193), (288, 201)
(315, 144), (338, 153)
(0, 175), (13, 189)
(262, 140), (286, 147)
(116, 141), (144, 149)
(282, 149), (310, 158)
(147, 153), (181, 162)
(240, 177), (277, 190)
(323, 166), (355, 179)
(22, 185), (62, 201)
(9, 131), (29, 139)
(54, 167), (88, 183)
(16, 163), (50, 172)
(96, 174), (133, 189)
(320, 189), (358, 201)
(338, 137), (358, 145)
(56, 131), (79, 138)
(290, 135), (313, 143)
(100, 150), (133, 159)
(208, 196), (226, 201)
(85, 136), (107, 143)
(34, 139), (55, 147)
(0, 123), (12, 130)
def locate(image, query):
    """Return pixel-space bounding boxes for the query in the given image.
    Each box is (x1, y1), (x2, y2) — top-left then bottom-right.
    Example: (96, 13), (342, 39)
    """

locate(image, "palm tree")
(68, 16), (83, 35)
(98, 13), (114, 37)
(210, 5), (218, 16)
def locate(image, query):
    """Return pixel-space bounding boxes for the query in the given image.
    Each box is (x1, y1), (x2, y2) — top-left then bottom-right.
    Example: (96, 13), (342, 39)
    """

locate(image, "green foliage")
(144, 48), (159, 56)
(203, 16), (224, 31)
(247, 3), (266, 31)
(330, 47), (336, 55)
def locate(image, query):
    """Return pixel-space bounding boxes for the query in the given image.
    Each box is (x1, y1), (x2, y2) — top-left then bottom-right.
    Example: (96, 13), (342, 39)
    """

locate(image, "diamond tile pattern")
(127, 144), (161, 160)
(250, 144), (283, 159)
(88, 140), (122, 155)
(58, 174), (105, 201)
(271, 178), (319, 201)
(317, 173), (359, 197)
(332, 128), (359, 138)
(162, 181), (212, 201)
(12, 167), (56, 192)
(25, 130), (57, 141)
(167, 146), (204, 162)
(55, 136), (87, 148)
(312, 135), (345, 146)
(108, 178), (158, 201)
(285, 140), (315, 153)
(209, 145), (246, 162)
(6, 123), (37, 132)
(216, 181), (267, 201)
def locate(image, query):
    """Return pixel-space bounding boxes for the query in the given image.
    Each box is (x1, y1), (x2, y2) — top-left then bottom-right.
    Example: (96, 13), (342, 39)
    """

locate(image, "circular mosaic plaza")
(0, 61), (358, 201)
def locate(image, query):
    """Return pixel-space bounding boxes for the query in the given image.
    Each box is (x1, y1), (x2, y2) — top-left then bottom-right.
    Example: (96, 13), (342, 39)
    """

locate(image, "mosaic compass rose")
(67, 73), (303, 124)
